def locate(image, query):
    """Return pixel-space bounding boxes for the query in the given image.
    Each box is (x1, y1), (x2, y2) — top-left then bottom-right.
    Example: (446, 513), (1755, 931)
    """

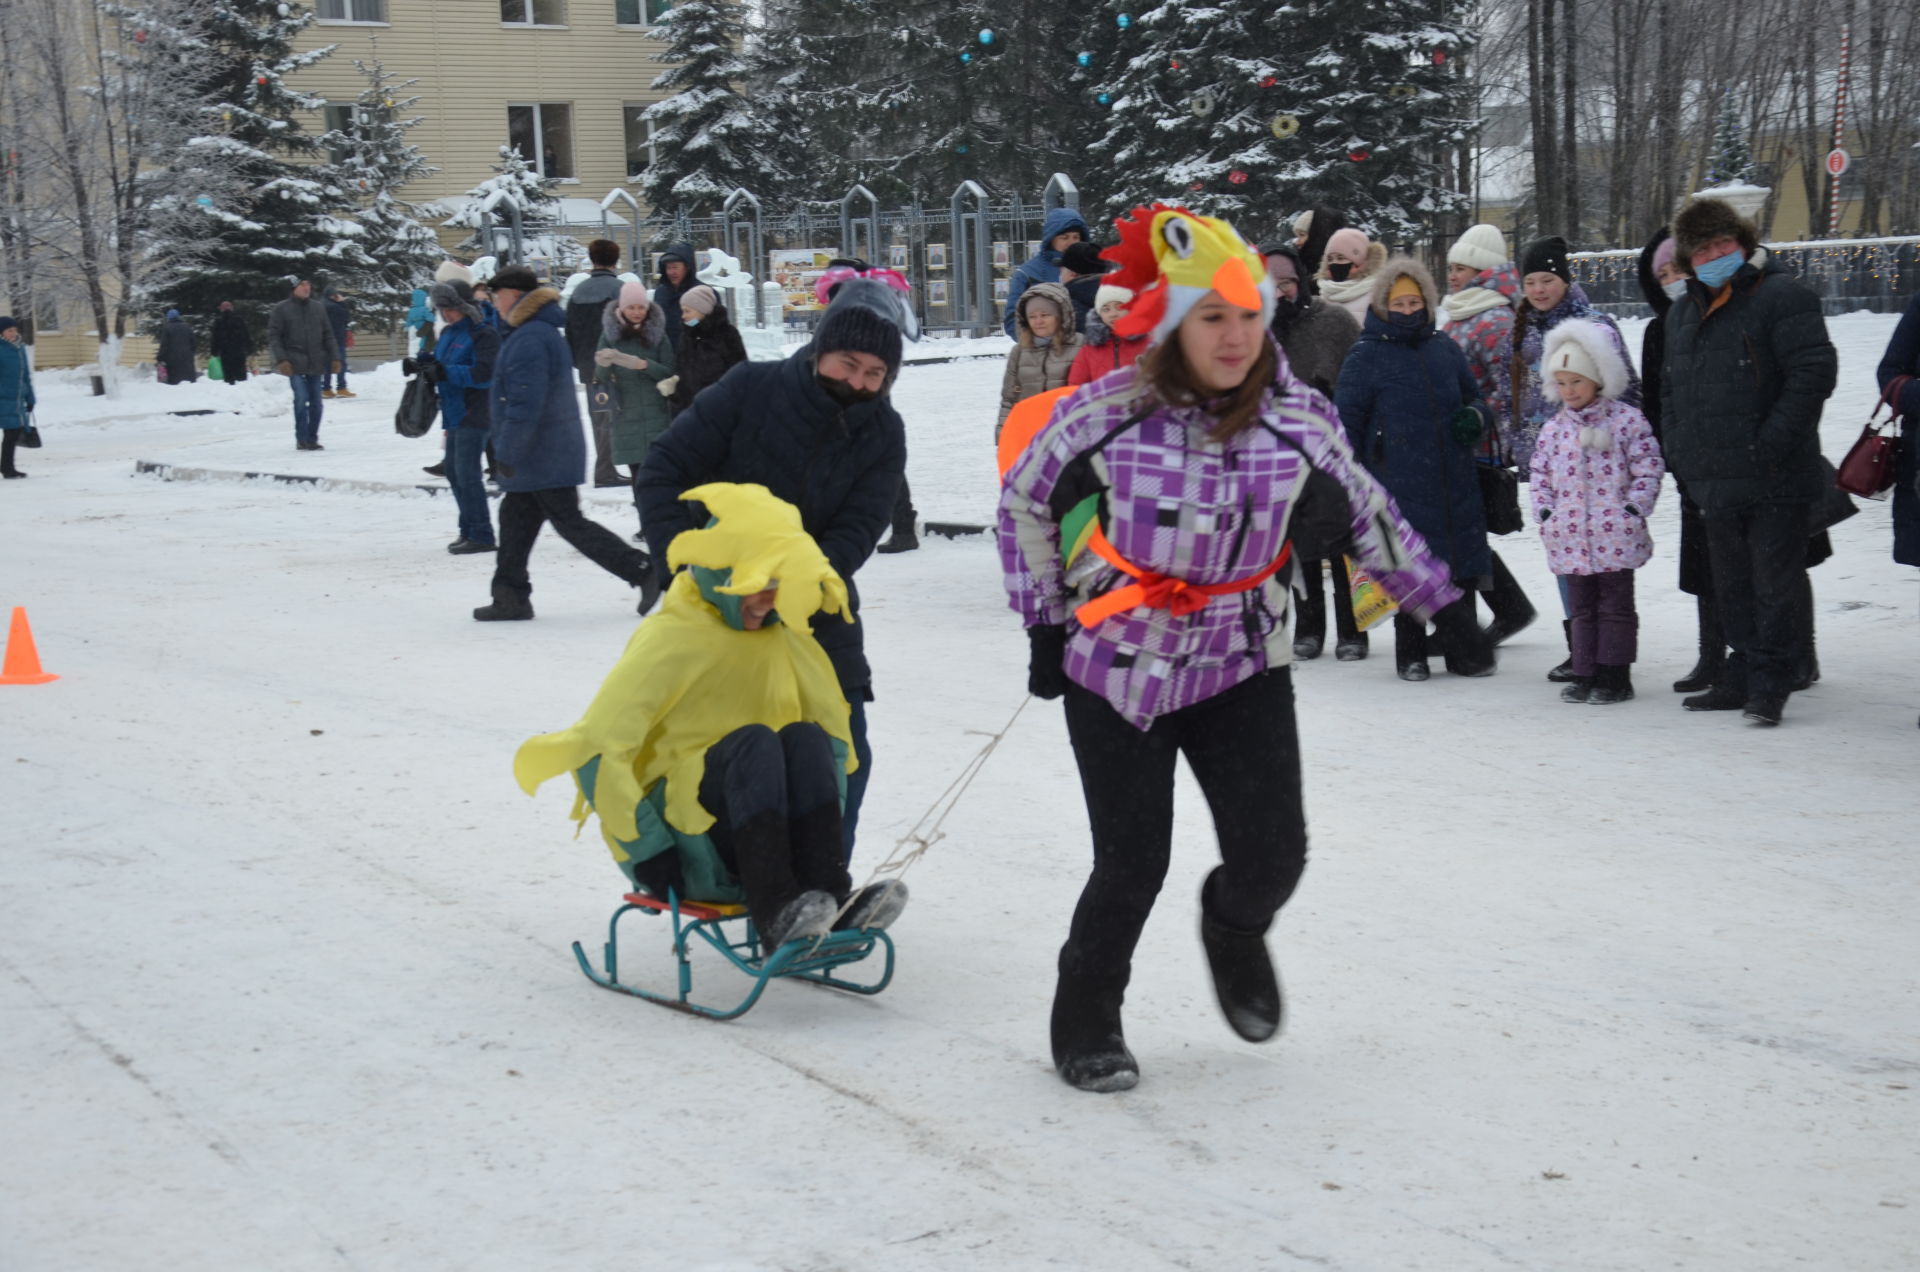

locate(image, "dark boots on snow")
(1051, 970), (1138, 1093)
(760, 890), (838, 950)
(1587, 664), (1634, 705)
(1200, 870), (1282, 1043)
(1393, 615), (1430, 681)
(1482, 552), (1537, 646)
(473, 588), (534, 621)
(836, 880), (910, 932)
(1546, 619), (1577, 682)
(1684, 656), (1748, 711)
(1673, 594), (1725, 693)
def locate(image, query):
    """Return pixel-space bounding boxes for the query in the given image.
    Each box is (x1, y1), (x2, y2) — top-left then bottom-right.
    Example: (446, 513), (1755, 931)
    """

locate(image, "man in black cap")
(638, 279), (909, 859)
(1055, 240), (1110, 336)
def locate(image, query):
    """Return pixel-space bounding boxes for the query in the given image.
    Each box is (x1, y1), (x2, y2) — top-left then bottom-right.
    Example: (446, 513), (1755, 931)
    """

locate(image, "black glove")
(419, 360), (446, 385)
(1027, 624), (1069, 700)
(402, 357), (420, 377)
(1430, 597), (1496, 678)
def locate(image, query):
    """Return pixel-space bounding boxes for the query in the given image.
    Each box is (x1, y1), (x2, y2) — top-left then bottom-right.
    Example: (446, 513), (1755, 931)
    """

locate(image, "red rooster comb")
(1100, 203), (1190, 338)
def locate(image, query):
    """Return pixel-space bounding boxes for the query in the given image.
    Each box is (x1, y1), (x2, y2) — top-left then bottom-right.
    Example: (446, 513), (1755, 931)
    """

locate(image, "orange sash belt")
(1074, 526), (1293, 628)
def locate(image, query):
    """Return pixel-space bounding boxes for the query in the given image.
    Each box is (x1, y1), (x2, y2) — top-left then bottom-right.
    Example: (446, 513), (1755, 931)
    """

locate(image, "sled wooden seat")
(622, 892), (746, 921)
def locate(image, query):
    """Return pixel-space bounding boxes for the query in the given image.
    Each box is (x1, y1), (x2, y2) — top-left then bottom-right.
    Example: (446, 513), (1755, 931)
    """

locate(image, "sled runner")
(572, 890), (895, 1020)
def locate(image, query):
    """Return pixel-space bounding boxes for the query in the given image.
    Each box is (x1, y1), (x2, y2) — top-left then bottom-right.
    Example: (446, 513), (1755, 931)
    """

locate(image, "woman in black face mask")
(1316, 227), (1386, 323)
(1333, 259), (1496, 682)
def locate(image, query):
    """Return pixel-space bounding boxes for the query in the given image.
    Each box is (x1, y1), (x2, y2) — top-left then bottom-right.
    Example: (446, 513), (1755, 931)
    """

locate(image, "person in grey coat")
(267, 279), (341, 451)
(322, 291), (354, 397)
(156, 309), (199, 384)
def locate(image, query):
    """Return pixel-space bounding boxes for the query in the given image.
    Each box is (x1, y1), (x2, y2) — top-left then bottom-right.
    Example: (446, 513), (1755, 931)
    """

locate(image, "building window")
(34, 296), (60, 335)
(324, 103), (357, 164)
(616, 0), (672, 23)
(316, 0), (386, 21)
(623, 104), (656, 179)
(508, 103), (574, 180)
(502, 0), (566, 25)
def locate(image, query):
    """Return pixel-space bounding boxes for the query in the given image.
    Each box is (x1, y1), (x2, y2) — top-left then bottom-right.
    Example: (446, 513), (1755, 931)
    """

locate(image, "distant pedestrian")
(1056, 240), (1111, 334)
(210, 302), (252, 385)
(1002, 207), (1093, 340)
(1315, 227), (1385, 322)
(651, 243), (700, 347)
(413, 280), (500, 556)
(156, 309), (199, 384)
(1067, 282), (1151, 386)
(322, 291), (354, 398)
(566, 238), (628, 487)
(0, 316), (35, 479)
(996, 282), (1083, 437)
(267, 279), (341, 451)
(669, 284), (748, 411)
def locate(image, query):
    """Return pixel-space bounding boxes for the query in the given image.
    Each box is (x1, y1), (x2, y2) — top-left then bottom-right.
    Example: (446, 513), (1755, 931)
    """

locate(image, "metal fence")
(479, 173), (1090, 337)
(1573, 236), (1920, 320)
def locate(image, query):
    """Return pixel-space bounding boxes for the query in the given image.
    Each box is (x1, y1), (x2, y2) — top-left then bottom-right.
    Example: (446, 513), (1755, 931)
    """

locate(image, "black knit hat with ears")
(1520, 235), (1573, 284)
(813, 278), (903, 375)
(1059, 241), (1110, 276)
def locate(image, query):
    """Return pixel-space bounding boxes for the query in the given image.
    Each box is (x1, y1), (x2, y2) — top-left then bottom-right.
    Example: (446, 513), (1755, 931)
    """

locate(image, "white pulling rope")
(824, 693), (1035, 930)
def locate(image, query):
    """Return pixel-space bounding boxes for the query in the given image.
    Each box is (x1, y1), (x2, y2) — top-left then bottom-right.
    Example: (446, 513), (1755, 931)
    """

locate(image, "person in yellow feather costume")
(515, 483), (909, 950)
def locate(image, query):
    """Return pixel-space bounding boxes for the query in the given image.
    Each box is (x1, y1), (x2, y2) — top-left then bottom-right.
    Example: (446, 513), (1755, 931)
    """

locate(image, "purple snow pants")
(1566, 569), (1637, 675)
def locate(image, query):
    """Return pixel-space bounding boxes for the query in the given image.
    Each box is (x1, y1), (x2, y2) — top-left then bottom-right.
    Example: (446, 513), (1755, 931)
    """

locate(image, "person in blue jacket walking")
(0, 316), (36, 478)
(1002, 207), (1092, 340)
(473, 266), (659, 622)
(411, 280), (501, 555)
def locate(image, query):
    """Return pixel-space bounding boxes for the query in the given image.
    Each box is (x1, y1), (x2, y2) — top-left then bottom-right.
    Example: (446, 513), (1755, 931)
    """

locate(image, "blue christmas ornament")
(959, 51), (972, 64)
(956, 143), (970, 154)
(1117, 13), (1132, 28)
(978, 28), (994, 45)
(1077, 51), (1092, 67)
(1097, 92), (1112, 106)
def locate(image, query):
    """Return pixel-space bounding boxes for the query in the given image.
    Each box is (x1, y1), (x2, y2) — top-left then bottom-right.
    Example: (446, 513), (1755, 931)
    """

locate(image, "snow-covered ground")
(4, 315), (1917, 1271)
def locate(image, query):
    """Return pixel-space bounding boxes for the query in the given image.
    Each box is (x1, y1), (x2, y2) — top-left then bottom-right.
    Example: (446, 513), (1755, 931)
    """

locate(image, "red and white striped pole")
(1827, 23), (1851, 237)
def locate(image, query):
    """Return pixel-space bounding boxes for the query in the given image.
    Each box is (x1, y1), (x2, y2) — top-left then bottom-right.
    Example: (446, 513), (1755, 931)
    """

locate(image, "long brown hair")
(1138, 331), (1278, 442)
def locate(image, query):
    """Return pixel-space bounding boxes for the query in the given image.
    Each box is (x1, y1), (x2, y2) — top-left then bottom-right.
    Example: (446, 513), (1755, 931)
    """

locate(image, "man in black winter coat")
(651, 242), (699, 349)
(1660, 197), (1838, 726)
(565, 239), (628, 487)
(639, 279), (909, 859)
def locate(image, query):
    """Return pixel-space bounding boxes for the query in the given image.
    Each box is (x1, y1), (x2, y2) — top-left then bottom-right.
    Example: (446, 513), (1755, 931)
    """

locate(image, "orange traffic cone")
(0, 607), (59, 685)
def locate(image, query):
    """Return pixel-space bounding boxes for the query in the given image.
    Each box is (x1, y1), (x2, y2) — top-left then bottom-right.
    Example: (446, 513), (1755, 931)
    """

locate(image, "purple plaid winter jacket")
(999, 352), (1462, 730)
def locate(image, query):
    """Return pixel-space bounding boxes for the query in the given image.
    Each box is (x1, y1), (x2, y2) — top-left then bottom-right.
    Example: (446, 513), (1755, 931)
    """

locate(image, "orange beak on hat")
(1211, 255), (1262, 311)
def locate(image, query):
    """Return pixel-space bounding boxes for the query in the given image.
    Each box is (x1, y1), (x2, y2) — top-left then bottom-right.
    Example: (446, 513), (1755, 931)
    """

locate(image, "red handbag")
(1834, 376), (1906, 499)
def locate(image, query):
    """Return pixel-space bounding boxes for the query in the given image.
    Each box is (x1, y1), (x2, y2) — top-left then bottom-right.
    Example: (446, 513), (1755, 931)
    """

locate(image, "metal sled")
(571, 891), (895, 1020)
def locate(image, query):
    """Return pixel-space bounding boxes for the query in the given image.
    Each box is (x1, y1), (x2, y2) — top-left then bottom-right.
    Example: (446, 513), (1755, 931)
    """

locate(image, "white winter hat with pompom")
(1095, 283), (1134, 312)
(1447, 223), (1509, 272)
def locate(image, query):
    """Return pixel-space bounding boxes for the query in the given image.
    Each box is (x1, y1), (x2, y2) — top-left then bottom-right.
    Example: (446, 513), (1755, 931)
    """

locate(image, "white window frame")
(623, 103), (657, 181)
(614, 0), (672, 26)
(315, 0), (388, 24)
(507, 102), (577, 181)
(501, 0), (568, 27)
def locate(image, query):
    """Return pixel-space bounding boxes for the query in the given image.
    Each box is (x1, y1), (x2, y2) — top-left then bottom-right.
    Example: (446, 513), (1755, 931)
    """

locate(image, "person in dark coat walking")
(668, 285), (747, 411)
(156, 309), (199, 384)
(1057, 240), (1110, 335)
(0, 316), (36, 478)
(210, 301), (251, 384)
(638, 278), (910, 859)
(321, 292), (354, 397)
(267, 279), (341, 451)
(1335, 259), (1493, 681)
(1002, 207), (1092, 340)
(474, 265), (659, 622)
(566, 239), (628, 487)
(1260, 241), (1368, 662)
(1875, 291), (1920, 727)
(651, 242), (700, 348)
(1660, 196), (1837, 726)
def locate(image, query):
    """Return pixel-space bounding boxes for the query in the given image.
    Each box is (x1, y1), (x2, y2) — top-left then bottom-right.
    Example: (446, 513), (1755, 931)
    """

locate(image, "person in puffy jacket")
(1335, 260), (1494, 682)
(1529, 319), (1665, 706)
(593, 282), (678, 537)
(996, 282), (1084, 436)
(0, 316), (36, 479)
(1066, 283), (1150, 387)
(669, 285), (747, 411)
(474, 265), (659, 623)
(514, 484), (908, 952)
(266, 279), (341, 451)
(156, 309), (199, 385)
(416, 281), (500, 554)
(1002, 206), (1092, 340)
(1001, 206), (1489, 1094)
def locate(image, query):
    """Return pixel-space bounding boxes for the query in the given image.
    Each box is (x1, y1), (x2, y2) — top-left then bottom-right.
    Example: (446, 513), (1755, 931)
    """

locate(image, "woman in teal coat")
(593, 282), (679, 536)
(0, 316), (36, 478)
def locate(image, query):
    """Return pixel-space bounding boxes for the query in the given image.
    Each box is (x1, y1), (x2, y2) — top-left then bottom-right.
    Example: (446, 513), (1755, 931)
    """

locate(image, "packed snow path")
(4, 317), (1916, 1270)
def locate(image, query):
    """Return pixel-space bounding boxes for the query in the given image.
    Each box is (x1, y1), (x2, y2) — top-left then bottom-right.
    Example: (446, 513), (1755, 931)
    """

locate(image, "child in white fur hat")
(1528, 318), (1666, 705)
(1067, 282), (1150, 385)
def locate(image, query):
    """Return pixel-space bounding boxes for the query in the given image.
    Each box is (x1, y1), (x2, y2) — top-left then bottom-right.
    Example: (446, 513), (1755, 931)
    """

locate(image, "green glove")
(1451, 406), (1485, 446)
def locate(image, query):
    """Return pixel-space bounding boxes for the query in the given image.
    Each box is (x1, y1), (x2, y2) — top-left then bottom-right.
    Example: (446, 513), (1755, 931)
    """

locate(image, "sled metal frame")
(572, 891), (894, 1020)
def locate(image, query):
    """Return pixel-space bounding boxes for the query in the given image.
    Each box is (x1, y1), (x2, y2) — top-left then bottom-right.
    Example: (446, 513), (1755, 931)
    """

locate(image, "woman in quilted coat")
(996, 282), (1083, 436)
(1529, 319), (1665, 705)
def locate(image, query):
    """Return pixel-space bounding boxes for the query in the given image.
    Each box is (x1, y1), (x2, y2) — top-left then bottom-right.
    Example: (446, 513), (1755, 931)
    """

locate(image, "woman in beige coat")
(996, 282), (1084, 437)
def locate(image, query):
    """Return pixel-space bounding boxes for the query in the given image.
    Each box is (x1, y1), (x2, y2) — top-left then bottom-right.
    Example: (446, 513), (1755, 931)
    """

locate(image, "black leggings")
(1, 430), (17, 472)
(700, 723), (850, 935)
(490, 487), (650, 600)
(1058, 668), (1308, 989)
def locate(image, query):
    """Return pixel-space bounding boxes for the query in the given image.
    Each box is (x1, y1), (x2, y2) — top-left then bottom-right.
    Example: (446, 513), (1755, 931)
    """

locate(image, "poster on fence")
(926, 243), (948, 271)
(928, 280), (950, 308)
(888, 243), (909, 271)
(769, 248), (840, 313)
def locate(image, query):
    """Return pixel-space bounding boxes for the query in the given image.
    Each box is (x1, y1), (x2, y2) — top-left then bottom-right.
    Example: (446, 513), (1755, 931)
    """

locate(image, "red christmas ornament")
(1170, 60), (1182, 69)
(256, 75), (269, 85)
(133, 29), (148, 44)
(1432, 50), (1447, 64)
(1228, 170), (1249, 185)
(1348, 149), (1371, 162)
(1189, 181), (1204, 191)
(1260, 75), (1277, 88)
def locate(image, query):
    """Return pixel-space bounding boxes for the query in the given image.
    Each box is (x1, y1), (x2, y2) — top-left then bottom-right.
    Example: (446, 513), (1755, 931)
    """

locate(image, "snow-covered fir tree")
(445, 144), (563, 264)
(1705, 92), (1756, 187)
(152, 0), (374, 332)
(639, 0), (790, 214)
(1087, 0), (1477, 243)
(323, 58), (444, 332)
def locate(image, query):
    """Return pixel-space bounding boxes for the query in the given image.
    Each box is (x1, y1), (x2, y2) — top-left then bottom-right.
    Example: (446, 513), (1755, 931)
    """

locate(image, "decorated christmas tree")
(1086, 0), (1477, 243)
(640, 0), (791, 214)
(323, 57), (444, 333)
(152, 0), (373, 332)
(1705, 92), (1757, 187)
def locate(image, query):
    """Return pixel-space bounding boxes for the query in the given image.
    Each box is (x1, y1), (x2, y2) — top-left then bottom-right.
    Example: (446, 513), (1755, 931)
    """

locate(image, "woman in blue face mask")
(1334, 259), (1497, 681)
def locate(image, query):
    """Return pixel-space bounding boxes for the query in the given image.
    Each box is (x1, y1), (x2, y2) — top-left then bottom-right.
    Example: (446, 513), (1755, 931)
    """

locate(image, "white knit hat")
(434, 259), (475, 285)
(1094, 283), (1134, 311)
(1291, 210), (1314, 237)
(1447, 224), (1509, 272)
(1546, 338), (1602, 389)
(1543, 318), (1633, 400)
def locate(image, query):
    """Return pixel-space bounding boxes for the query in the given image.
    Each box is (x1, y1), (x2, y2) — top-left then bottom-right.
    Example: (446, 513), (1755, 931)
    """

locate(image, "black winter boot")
(1674, 593), (1725, 692)
(1742, 694), (1787, 727)
(473, 588), (534, 621)
(1560, 677), (1592, 703)
(1293, 559), (1327, 660)
(1483, 552), (1538, 646)
(1334, 631), (1369, 661)
(1684, 656), (1748, 711)
(1199, 869), (1282, 1043)
(1434, 596), (1497, 677)
(1587, 663), (1635, 705)
(1393, 615), (1430, 681)
(1546, 620), (1577, 682)
(1051, 963), (1138, 1093)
